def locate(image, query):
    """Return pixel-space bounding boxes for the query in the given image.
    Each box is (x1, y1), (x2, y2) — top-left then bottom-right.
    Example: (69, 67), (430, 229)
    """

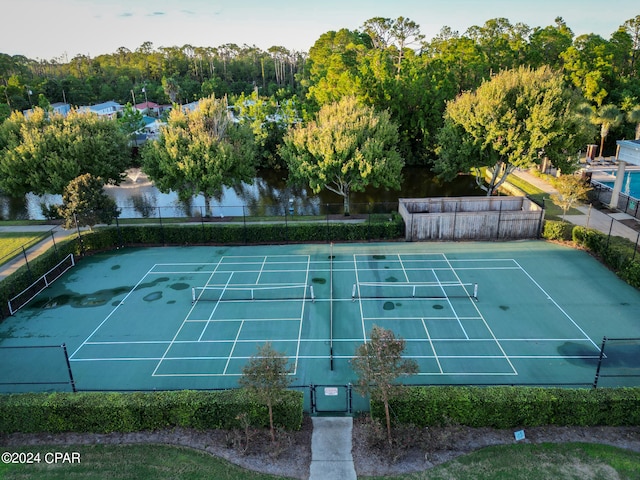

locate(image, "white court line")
(422, 318), (443, 374)
(198, 273), (234, 341)
(512, 259), (600, 351)
(223, 319), (244, 374)
(397, 254), (410, 282)
(293, 255), (311, 375)
(353, 254), (367, 342)
(439, 253), (518, 375)
(256, 256), (267, 284)
(151, 258), (224, 376)
(69, 263), (158, 360)
(433, 270), (469, 339)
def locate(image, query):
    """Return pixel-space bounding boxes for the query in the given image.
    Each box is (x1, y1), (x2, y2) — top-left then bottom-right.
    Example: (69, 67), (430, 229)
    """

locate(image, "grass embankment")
(505, 171), (582, 220)
(0, 232), (49, 266)
(0, 444), (288, 480)
(367, 443), (640, 480)
(1, 442), (638, 480)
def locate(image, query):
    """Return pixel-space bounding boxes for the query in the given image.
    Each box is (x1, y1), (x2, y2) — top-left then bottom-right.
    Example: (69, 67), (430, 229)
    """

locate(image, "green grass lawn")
(366, 443), (640, 480)
(1, 442), (638, 480)
(0, 232), (49, 266)
(0, 444), (289, 480)
(505, 172), (583, 220)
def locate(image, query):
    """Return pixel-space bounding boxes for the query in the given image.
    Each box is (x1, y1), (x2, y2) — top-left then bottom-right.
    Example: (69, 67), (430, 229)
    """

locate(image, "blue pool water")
(602, 171), (640, 199)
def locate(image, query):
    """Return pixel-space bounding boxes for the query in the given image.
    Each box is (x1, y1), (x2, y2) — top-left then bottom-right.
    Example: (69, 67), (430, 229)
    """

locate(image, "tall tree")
(435, 66), (595, 194)
(0, 107), (130, 196)
(239, 342), (294, 444)
(141, 96), (257, 216)
(592, 104), (624, 157)
(351, 325), (418, 444)
(281, 96), (403, 215)
(627, 105), (640, 139)
(304, 29), (370, 107)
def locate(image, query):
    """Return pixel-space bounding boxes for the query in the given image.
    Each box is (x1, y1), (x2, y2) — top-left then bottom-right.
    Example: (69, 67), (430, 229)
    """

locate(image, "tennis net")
(353, 282), (477, 301)
(8, 253), (75, 315)
(192, 284), (313, 303)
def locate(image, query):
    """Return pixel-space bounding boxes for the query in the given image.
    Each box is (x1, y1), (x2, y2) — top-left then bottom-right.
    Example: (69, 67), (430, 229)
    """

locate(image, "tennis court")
(2, 241), (640, 405)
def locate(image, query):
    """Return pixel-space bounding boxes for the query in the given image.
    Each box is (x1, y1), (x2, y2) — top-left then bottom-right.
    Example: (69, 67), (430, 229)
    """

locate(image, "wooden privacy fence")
(399, 196), (545, 241)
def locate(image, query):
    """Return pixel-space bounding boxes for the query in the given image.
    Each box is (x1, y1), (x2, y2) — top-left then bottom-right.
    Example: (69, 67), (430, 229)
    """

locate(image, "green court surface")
(2, 241), (640, 407)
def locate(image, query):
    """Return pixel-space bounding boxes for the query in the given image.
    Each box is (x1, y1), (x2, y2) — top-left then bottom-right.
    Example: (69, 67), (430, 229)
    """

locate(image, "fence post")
(243, 205), (247, 244)
(73, 212), (85, 255)
(326, 204), (330, 243)
(367, 203), (371, 241)
(115, 216), (124, 248)
(606, 217), (614, 249)
(50, 230), (59, 258)
(157, 207), (165, 244)
(21, 246), (33, 280)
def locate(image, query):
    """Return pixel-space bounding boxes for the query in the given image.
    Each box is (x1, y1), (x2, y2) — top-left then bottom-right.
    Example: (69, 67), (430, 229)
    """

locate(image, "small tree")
(351, 325), (418, 444)
(551, 174), (592, 220)
(58, 174), (119, 230)
(239, 342), (294, 443)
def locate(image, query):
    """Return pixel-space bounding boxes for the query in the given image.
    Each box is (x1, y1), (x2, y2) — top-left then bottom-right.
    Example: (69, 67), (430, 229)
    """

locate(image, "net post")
(412, 285), (416, 298)
(473, 283), (478, 301)
(62, 343), (77, 393)
(352, 284), (356, 302)
(593, 336), (607, 389)
(309, 285), (315, 303)
(191, 287), (196, 304)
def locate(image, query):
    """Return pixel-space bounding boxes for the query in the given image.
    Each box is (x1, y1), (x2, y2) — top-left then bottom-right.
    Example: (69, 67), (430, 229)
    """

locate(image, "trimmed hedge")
(572, 226), (640, 289)
(0, 389), (304, 434)
(0, 217), (404, 318)
(542, 220), (573, 241)
(372, 386), (640, 429)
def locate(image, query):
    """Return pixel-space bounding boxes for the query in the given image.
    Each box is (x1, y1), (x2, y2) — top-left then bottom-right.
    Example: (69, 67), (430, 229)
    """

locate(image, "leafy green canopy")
(141, 96), (257, 215)
(57, 173), (119, 230)
(0, 108), (130, 196)
(281, 96), (403, 215)
(435, 65), (595, 194)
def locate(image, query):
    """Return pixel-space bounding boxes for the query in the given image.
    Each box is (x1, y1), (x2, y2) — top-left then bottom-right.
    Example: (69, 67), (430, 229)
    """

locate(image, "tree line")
(1, 14), (640, 223)
(2, 15), (639, 162)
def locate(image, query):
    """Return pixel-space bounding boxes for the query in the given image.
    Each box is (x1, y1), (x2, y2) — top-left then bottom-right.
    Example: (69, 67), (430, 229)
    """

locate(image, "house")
(22, 102), (71, 119)
(135, 101), (161, 116)
(77, 101), (123, 119)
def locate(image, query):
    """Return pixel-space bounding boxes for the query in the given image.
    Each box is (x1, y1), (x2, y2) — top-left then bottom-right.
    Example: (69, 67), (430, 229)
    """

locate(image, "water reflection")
(0, 167), (482, 220)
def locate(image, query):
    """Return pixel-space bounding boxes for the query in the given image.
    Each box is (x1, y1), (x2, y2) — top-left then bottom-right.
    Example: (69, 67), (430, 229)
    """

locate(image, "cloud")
(118, 12), (133, 17)
(150, 11), (166, 16)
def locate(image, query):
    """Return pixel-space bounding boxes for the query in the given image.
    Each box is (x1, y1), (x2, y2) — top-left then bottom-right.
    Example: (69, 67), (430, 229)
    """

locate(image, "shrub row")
(572, 226), (640, 289)
(0, 217), (404, 318)
(107, 217), (404, 246)
(372, 386), (640, 429)
(0, 390), (303, 434)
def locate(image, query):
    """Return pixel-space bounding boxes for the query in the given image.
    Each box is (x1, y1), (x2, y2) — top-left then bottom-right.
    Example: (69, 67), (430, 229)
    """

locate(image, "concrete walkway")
(0, 224), (80, 280)
(512, 169), (640, 244)
(309, 417), (356, 480)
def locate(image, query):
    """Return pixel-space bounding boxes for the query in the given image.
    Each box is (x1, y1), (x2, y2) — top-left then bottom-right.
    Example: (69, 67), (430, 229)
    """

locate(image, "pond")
(0, 167), (484, 220)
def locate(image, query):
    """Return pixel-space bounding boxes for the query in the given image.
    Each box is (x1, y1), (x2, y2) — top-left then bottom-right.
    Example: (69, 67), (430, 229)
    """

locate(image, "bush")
(0, 389), (303, 434)
(373, 386), (640, 429)
(572, 226), (640, 288)
(543, 220), (573, 241)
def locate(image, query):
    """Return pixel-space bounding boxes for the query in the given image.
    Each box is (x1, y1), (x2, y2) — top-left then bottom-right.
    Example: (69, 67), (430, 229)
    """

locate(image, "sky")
(2, 0), (638, 60)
